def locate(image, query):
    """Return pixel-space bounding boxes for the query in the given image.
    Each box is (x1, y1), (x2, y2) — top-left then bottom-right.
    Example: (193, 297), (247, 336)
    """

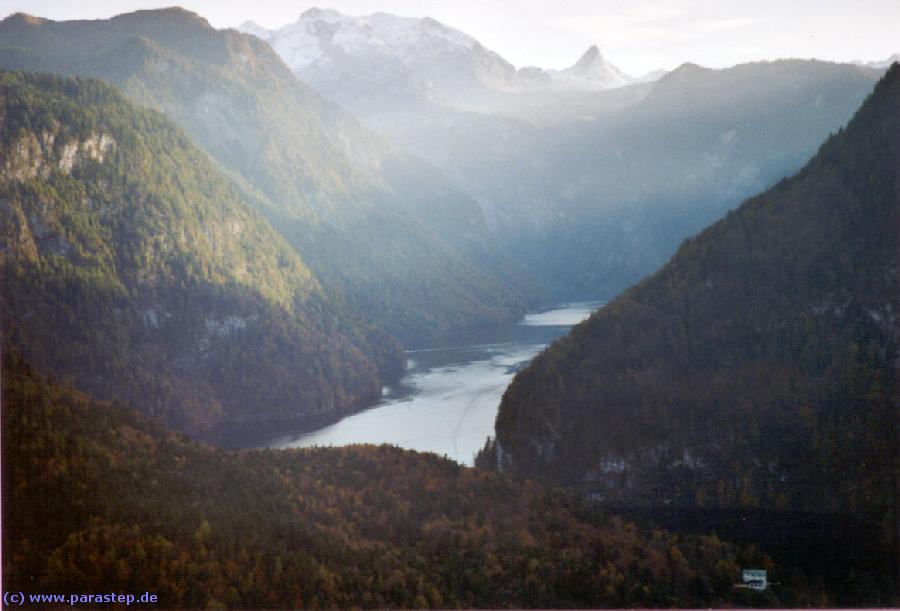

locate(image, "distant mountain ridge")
(390, 59), (883, 299)
(238, 10), (884, 303)
(238, 7), (650, 111)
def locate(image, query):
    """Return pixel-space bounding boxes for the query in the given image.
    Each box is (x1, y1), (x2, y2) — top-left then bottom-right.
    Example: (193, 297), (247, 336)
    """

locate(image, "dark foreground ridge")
(2, 351), (832, 607)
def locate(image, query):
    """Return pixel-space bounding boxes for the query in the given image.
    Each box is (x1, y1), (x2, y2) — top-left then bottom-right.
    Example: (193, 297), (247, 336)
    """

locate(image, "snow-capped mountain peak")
(240, 9), (664, 105)
(550, 44), (631, 90)
(246, 8), (522, 102)
(572, 45), (602, 70)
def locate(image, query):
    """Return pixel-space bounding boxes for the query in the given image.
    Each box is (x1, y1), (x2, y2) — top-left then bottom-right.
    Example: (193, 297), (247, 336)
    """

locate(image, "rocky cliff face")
(2, 130), (115, 180)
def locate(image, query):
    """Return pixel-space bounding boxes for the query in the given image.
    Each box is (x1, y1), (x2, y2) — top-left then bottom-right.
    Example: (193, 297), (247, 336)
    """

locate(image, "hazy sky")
(3, 0), (898, 74)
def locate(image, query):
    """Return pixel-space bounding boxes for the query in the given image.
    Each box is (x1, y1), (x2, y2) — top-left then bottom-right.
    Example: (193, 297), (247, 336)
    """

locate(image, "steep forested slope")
(3, 352), (824, 608)
(0, 70), (402, 437)
(0, 9), (534, 341)
(485, 65), (897, 528)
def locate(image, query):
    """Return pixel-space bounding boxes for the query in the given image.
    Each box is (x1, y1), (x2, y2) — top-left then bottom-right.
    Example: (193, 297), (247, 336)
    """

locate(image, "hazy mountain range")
(0, 4), (897, 605)
(239, 8), (886, 300)
(239, 7), (653, 112)
(0, 5), (891, 438)
(0, 9), (535, 344)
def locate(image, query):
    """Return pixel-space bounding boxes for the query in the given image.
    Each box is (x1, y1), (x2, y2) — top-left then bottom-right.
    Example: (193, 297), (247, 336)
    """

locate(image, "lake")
(265, 302), (603, 465)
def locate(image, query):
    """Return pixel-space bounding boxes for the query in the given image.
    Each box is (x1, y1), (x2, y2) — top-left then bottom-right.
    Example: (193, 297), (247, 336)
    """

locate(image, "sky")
(2, 0), (898, 75)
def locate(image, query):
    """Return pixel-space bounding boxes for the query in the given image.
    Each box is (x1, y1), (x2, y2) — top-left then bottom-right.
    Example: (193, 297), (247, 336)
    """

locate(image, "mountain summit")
(571, 45), (605, 72)
(241, 8), (522, 107)
(549, 44), (632, 90)
(240, 9), (645, 106)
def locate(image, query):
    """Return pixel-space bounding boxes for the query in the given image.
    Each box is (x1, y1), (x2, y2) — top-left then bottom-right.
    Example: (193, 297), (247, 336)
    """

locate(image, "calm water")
(266, 302), (603, 465)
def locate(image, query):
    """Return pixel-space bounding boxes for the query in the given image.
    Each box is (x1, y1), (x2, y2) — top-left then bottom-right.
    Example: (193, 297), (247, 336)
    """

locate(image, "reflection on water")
(267, 302), (603, 465)
(520, 306), (596, 327)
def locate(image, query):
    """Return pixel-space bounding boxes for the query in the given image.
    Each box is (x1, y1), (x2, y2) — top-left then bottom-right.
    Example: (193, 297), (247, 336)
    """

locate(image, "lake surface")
(266, 302), (603, 465)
